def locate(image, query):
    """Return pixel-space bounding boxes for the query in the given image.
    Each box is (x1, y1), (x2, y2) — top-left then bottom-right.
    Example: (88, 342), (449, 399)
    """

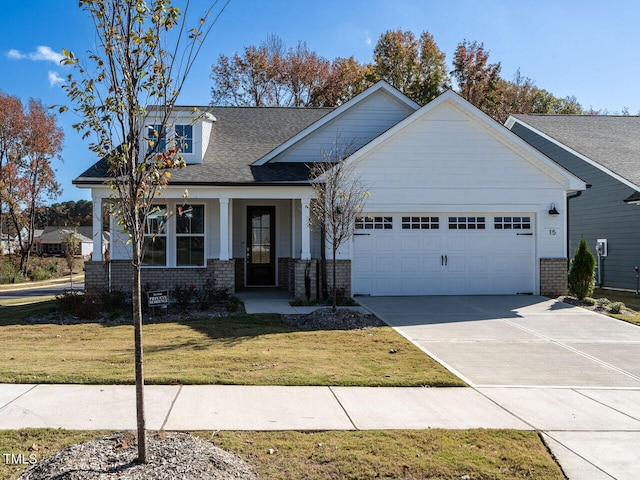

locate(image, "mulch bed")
(18, 431), (256, 480)
(281, 307), (385, 330)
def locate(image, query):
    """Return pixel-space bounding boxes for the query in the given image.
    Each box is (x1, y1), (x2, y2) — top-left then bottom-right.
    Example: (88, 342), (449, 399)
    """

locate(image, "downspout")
(566, 184), (591, 266)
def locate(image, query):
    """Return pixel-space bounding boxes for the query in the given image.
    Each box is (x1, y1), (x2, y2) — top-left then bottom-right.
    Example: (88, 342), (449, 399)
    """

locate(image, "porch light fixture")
(548, 203), (560, 216)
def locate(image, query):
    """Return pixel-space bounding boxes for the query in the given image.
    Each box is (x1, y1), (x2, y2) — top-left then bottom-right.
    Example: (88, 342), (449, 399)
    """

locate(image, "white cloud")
(7, 45), (64, 64)
(6, 49), (25, 60)
(48, 70), (64, 87)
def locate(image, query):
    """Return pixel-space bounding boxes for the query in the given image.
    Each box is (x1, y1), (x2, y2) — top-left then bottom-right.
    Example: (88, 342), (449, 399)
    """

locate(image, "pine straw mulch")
(18, 431), (256, 480)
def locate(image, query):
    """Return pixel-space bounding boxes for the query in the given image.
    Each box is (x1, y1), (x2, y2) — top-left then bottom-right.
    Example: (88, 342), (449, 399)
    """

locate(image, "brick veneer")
(293, 259), (351, 300)
(85, 259), (236, 296)
(540, 257), (568, 297)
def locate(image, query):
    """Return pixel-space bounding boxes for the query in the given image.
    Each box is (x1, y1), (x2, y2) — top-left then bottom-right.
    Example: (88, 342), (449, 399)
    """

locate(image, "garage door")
(353, 214), (535, 295)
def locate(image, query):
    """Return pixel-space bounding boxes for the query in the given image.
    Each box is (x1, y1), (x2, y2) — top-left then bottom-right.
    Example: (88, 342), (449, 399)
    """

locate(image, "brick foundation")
(540, 257), (568, 297)
(85, 259), (236, 296)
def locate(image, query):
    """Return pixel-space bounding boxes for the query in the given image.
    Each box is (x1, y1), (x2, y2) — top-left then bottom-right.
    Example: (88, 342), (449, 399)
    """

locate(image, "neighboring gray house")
(506, 115), (640, 291)
(75, 82), (585, 298)
(35, 226), (93, 257)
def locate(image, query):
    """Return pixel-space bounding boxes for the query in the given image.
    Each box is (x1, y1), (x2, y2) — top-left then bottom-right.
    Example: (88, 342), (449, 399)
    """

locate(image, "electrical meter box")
(596, 239), (608, 257)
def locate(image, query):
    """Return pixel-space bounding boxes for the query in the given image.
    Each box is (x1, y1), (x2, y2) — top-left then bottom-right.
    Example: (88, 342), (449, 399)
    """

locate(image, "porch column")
(92, 196), (103, 261)
(301, 197), (311, 260)
(219, 197), (230, 261)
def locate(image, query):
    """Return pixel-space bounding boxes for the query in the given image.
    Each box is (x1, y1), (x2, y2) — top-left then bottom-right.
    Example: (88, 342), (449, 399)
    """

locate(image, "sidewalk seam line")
(0, 384), (40, 412)
(328, 387), (358, 431)
(160, 385), (183, 431)
(573, 388), (640, 422)
(542, 430), (617, 480)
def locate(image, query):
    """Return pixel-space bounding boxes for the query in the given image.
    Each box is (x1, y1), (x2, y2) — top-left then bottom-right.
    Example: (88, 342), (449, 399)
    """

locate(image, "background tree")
(568, 238), (596, 300)
(370, 29), (448, 104)
(211, 34), (368, 107)
(0, 98), (63, 274)
(0, 92), (25, 255)
(451, 40), (503, 118)
(35, 200), (93, 228)
(309, 138), (370, 311)
(62, 0), (228, 463)
(62, 228), (79, 291)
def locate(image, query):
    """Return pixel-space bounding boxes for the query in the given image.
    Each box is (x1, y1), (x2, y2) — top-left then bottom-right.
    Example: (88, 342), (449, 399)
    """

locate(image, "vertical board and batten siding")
(510, 123), (640, 290)
(353, 102), (567, 259)
(270, 90), (415, 163)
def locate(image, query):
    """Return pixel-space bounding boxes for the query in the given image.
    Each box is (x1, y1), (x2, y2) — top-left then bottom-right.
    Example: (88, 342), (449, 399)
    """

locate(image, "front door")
(246, 206), (276, 285)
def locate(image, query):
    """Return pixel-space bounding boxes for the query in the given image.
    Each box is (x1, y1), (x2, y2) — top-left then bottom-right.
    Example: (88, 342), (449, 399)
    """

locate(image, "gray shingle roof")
(74, 106), (333, 185)
(512, 114), (640, 187)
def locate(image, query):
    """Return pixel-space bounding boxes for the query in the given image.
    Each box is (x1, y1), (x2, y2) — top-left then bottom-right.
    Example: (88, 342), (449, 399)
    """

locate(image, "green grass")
(0, 429), (565, 480)
(593, 288), (640, 326)
(0, 296), (56, 307)
(0, 306), (463, 387)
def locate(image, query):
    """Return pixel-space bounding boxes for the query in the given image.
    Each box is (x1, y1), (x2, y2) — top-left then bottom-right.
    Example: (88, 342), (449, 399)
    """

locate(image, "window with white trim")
(355, 216), (393, 230)
(175, 124), (193, 154)
(402, 216), (439, 230)
(176, 204), (205, 266)
(494, 216), (531, 230)
(147, 124), (166, 154)
(143, 205), (168, 266)
(448, 216), (486, 230)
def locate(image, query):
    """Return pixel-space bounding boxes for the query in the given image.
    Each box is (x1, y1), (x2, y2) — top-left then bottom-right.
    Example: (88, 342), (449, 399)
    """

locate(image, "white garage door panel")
(353, 213), (535, 296)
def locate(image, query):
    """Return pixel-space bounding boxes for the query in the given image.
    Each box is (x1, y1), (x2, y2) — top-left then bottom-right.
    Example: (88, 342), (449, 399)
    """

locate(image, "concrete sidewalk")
(2, 383), (640, 478)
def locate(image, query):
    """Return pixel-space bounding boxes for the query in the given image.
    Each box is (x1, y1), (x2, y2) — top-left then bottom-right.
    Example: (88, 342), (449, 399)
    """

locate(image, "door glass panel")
(251, 210), (271, 265)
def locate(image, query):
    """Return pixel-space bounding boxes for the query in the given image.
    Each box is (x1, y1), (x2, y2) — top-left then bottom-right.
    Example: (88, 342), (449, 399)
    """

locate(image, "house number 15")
(548, 229), (557, 236)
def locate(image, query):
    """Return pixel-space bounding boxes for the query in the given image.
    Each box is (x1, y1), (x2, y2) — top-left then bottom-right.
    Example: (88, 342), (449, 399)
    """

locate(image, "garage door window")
(355, 216), (393, 230)
(402, 216), (439, 229)
(494, 216), (531, 230)
(448, 217), (486, 230)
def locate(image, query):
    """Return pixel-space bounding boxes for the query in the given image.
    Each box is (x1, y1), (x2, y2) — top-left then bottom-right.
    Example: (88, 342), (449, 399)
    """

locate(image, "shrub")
(224, 296), (243, 312)
(55, 291), (102, 320)
(568, 239), (596, 300)
(596, 297), (612, 307)
(172, 284), (198, 310)
(28, 266), (54, 282)
(610, 302), (625, 314)
(0, 257), (24, 284)
(583, 297), (596, 306)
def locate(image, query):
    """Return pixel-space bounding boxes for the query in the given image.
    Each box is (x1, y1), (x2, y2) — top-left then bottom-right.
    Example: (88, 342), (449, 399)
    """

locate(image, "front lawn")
(0, 308), (463, 387)
(0, 429), (564, 480)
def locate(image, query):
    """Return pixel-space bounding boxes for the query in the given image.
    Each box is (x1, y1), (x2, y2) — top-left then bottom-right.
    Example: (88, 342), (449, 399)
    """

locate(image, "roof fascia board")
(252, 81), (420, 166)
(506, 116), (640, 193)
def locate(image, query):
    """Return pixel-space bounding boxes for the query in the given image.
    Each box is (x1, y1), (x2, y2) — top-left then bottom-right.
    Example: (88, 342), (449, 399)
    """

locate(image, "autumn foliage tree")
(370, 29), (448, 104)
(62, 0), (227, 463)
(211, 32), (585, 121)
(0, 94), (63, 274)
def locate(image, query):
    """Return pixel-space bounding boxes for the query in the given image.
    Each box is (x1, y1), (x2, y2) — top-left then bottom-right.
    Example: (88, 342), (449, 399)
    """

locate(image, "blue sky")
(1, 0), (639, 202)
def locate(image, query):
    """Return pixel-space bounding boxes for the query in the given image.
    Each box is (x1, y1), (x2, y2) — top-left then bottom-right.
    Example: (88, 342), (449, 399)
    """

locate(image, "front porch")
(86, 189), (351, 300)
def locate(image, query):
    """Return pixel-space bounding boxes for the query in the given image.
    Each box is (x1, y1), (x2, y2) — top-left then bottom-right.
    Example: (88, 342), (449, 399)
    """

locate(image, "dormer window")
(146, 124), (193, 155)
(147, 124), (166, 154)
(175, 124), (193, 154)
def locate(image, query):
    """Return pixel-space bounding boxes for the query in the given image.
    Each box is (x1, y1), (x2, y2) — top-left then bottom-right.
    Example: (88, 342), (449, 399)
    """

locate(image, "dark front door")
(246, 206), (276, 285)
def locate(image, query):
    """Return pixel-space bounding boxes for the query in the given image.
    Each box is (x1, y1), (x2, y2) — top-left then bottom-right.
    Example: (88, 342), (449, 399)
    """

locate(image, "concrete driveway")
(357, 295), (640, 479)
(357, 295), (640, 388)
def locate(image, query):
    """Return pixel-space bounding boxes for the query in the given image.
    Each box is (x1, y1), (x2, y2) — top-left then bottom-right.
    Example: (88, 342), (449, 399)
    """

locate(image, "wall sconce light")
(548, 203), (560, 216)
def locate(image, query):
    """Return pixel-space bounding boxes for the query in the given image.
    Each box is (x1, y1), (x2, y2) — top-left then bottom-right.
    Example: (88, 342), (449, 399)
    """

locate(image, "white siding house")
(75, 82), (585, 298)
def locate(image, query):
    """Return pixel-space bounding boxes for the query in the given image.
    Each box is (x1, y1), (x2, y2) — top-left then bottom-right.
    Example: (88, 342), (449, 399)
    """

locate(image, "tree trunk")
(332, 246), (337, 312)
(132, 243), (147, 463)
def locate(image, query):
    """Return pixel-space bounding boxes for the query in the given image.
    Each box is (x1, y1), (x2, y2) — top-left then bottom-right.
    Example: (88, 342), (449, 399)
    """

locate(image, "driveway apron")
(356, 295), (640, 388)
(357, 295), (640, 479)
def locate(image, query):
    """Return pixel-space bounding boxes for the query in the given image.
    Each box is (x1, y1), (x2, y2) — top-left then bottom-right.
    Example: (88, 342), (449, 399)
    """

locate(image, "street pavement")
(2, 293), (640, 478)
